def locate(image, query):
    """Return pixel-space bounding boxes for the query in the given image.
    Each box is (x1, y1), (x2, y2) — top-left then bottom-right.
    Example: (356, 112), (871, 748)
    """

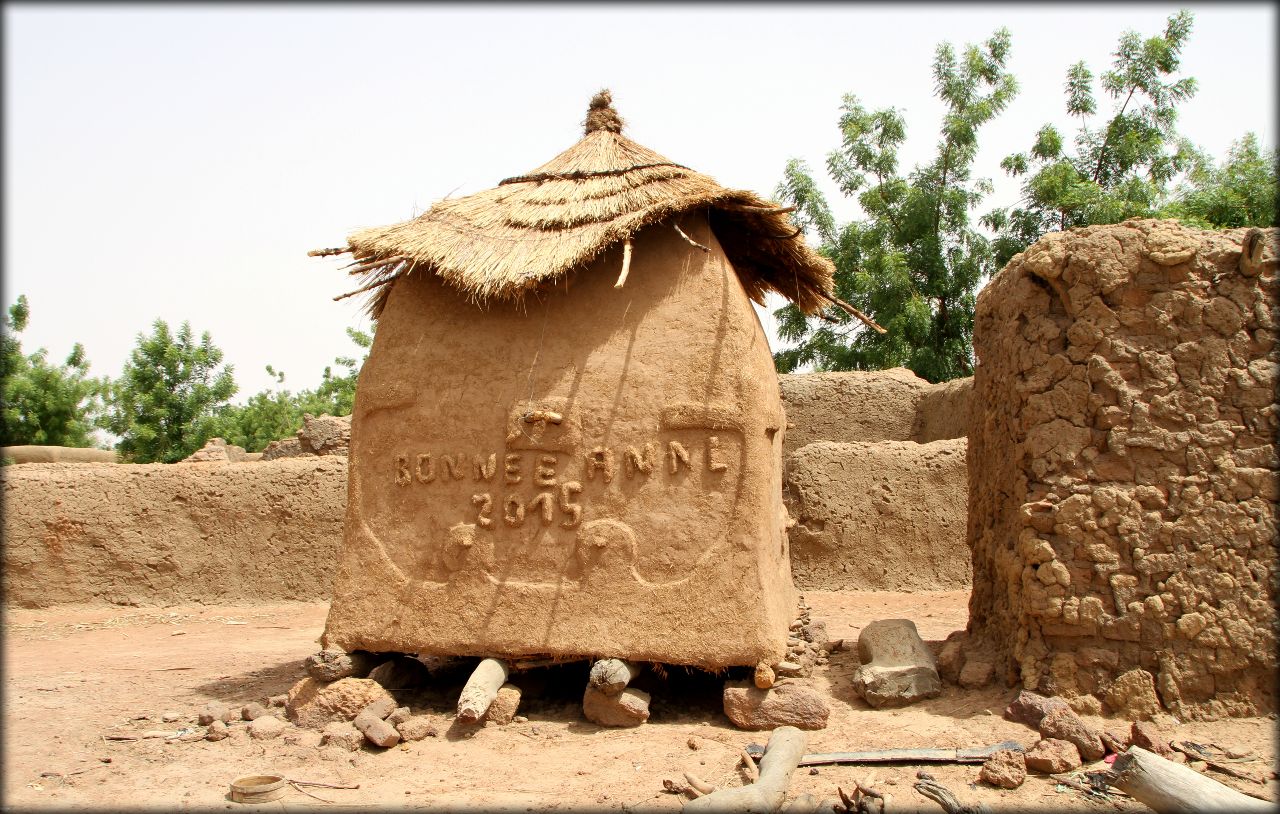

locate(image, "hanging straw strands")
(313, 89), (835, 318)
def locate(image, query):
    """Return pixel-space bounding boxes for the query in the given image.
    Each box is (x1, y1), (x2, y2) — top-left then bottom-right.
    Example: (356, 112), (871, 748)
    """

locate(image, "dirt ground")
(4, 590), (1276, 812)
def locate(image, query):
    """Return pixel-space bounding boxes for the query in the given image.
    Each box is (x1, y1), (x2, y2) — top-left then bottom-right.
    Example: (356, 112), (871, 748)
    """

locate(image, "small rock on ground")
(286, 677), (395, 729)
(387, 707), (412, 727)
(979, 749), (1026, 789)
(958, 659), (995, 689)
(1024, 738), (1081, 773)
(353, 710), (400, 748)
(722, 681), (829, 731)
(198, 702), (238, 726)
(320, 721), (364, 752)
(395, 716), (438, 741)
(360, 697), (397, 721)
(483, 684), (522, 725)
(583, 686), (650, 727)
(1130, 721), (1174, 757)
(304, 649), (373, 683)
(241, 702), (268, 721)
(1039, 707), (1105, 762)
(205, 721), (229, 741)
(248, 715), (287, 740)
(1004, 690), (1071, 728)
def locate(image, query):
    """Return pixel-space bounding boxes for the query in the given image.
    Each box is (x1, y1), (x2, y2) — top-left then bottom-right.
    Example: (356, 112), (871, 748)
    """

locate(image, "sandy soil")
(4, 590), (1275, 812)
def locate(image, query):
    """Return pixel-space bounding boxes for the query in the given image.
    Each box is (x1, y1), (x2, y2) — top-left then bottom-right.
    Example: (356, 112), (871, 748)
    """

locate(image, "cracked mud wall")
(967, 219), (1278, 719)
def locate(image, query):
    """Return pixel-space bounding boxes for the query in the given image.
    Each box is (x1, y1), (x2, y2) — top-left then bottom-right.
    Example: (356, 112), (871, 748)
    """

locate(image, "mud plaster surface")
(968, 220), (1278, 719)
(326, 214), (794, 669)
(7, 592), (1274, 811)
(785, 439), (970, 591)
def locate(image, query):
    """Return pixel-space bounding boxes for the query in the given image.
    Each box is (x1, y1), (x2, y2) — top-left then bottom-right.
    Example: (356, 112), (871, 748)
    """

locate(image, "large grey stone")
(850, 619), (941, 708)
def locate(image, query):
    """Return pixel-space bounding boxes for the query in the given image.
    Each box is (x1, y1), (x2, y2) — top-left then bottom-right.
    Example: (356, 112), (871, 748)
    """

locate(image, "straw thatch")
(316, 90), (835, 316)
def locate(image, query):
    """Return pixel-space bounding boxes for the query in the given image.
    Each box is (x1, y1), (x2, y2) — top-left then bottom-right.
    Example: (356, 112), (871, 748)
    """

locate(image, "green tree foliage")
(103, 320), (237, 463)
(210, 327), (372, 452)
(984, 11), (1201, 266)
(1, 295), (104, 447)
(1161, 133), (1279, 228)
(774, 29), (1017, 382)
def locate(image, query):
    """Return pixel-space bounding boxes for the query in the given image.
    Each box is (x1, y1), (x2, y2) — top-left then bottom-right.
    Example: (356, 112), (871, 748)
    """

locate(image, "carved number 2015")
(472, 482), (582, 530)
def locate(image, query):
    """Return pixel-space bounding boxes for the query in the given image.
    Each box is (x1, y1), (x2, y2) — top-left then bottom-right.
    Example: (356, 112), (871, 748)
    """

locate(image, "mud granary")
(313, 91), (835, 670)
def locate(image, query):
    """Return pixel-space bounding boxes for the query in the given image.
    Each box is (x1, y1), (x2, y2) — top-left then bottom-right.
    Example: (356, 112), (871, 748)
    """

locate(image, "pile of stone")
(721, 601), (833, 731)
(977, 689), (1182, 789)
(261, 414), (351, 460)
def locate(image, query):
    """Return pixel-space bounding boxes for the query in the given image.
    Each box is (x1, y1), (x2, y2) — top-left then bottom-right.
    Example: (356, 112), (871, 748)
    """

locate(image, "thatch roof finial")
(583, 89), (624, 135)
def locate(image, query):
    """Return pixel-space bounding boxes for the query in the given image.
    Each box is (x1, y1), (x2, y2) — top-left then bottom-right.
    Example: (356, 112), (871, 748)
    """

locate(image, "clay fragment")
(304, 649), (374, 683)
(482, 684), (522, 725)
(320, 721), (363, 752)
(1004, 691), (1070, 728)
(353, 710), (400, 748)
(395, 716), (438, 741)
(285, 677), (395, 729)
(1038, 707), (1105, 762)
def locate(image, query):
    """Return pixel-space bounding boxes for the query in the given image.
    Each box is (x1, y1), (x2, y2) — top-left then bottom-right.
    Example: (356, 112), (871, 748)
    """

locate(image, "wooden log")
(684, 726), (807, 814)
(589, 659), (642, 696)
(1107, 747), (1272, 813)
(456, 658), (509, 721)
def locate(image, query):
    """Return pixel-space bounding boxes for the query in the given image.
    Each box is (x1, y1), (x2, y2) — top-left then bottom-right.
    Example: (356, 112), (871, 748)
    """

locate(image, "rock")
(320, 721), (364, 752)
(298, 413), (351, 456)
(850, 619), (942, 708)
(801, 620), (828, 646)
(353, 709), (400, 748)
(1130, 721), (1174, 757)
(248, 715), (287, 740)
(161, 711), (183, 723)
(722, 681), (829, 731)
(360, 697), (397, 721)
(958, 659), (995, 689)
(198, 702), (237, 726)
(367, 656), (429, 691)
(754, 663), (776, 689)
(513, 715), (528, 724)
(483, 684), (522, 725)
(1004, 691), (1071, 728)
(1101, 728), (1131, 755)
(268, 694), (287, 708)
(395, 716), (438, 741)
(205, 721), (229, 741)
(583, 686), (651, 727)
(937, 636), (965, 685)
(304, 649), (374, 683)
(979, 749), (1026, 789)
(386, 707), (412, 727)
(1024, 738), (1081, 773)
(285, 677), (395, 729)
(1101, 669), (1163, 721)
(261, 437), (305, 461)
(1038, 707), (1105, 762)
(241, 702), (268, 721)
(1067, 694), (1103, 716)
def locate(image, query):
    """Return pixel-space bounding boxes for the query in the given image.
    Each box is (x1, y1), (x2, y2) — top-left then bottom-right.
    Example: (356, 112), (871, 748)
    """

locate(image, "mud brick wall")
(780, 370), (972, 591)
(2, 459), (346, 608)
(968, 219), (1278, 719)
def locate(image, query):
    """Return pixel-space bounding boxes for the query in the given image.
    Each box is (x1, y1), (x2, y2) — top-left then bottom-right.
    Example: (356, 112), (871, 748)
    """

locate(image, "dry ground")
(4, 590), (1276, 812)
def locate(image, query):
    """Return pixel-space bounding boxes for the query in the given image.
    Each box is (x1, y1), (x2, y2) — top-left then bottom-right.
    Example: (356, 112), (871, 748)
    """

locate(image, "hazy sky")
(5, 3), (1276, 401)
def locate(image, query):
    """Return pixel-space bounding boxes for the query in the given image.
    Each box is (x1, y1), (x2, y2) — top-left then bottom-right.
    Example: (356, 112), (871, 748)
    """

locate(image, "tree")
(1, 295), (104, 447)
(774, 29), (1017, 383)
(102, 319), (237, 463)
(209, 326), (373, 452)
(1161, 132), (1279, 229)
(984, 10), (1200, 267)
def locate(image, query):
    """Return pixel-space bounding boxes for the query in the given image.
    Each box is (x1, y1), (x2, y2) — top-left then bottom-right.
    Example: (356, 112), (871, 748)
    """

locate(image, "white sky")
(5, 3), (1276, 401)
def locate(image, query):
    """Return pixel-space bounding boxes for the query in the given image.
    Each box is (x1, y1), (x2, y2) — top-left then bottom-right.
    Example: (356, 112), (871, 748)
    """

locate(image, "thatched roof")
(314, 90), (836, 317)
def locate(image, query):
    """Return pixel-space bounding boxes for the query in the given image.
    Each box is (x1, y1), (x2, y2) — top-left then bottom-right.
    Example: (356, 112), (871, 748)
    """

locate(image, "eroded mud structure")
(967, 219), (1278, 719)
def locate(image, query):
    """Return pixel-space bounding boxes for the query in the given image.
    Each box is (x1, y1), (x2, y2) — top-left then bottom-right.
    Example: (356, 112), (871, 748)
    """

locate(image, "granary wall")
(967, 219), (1278, 719)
